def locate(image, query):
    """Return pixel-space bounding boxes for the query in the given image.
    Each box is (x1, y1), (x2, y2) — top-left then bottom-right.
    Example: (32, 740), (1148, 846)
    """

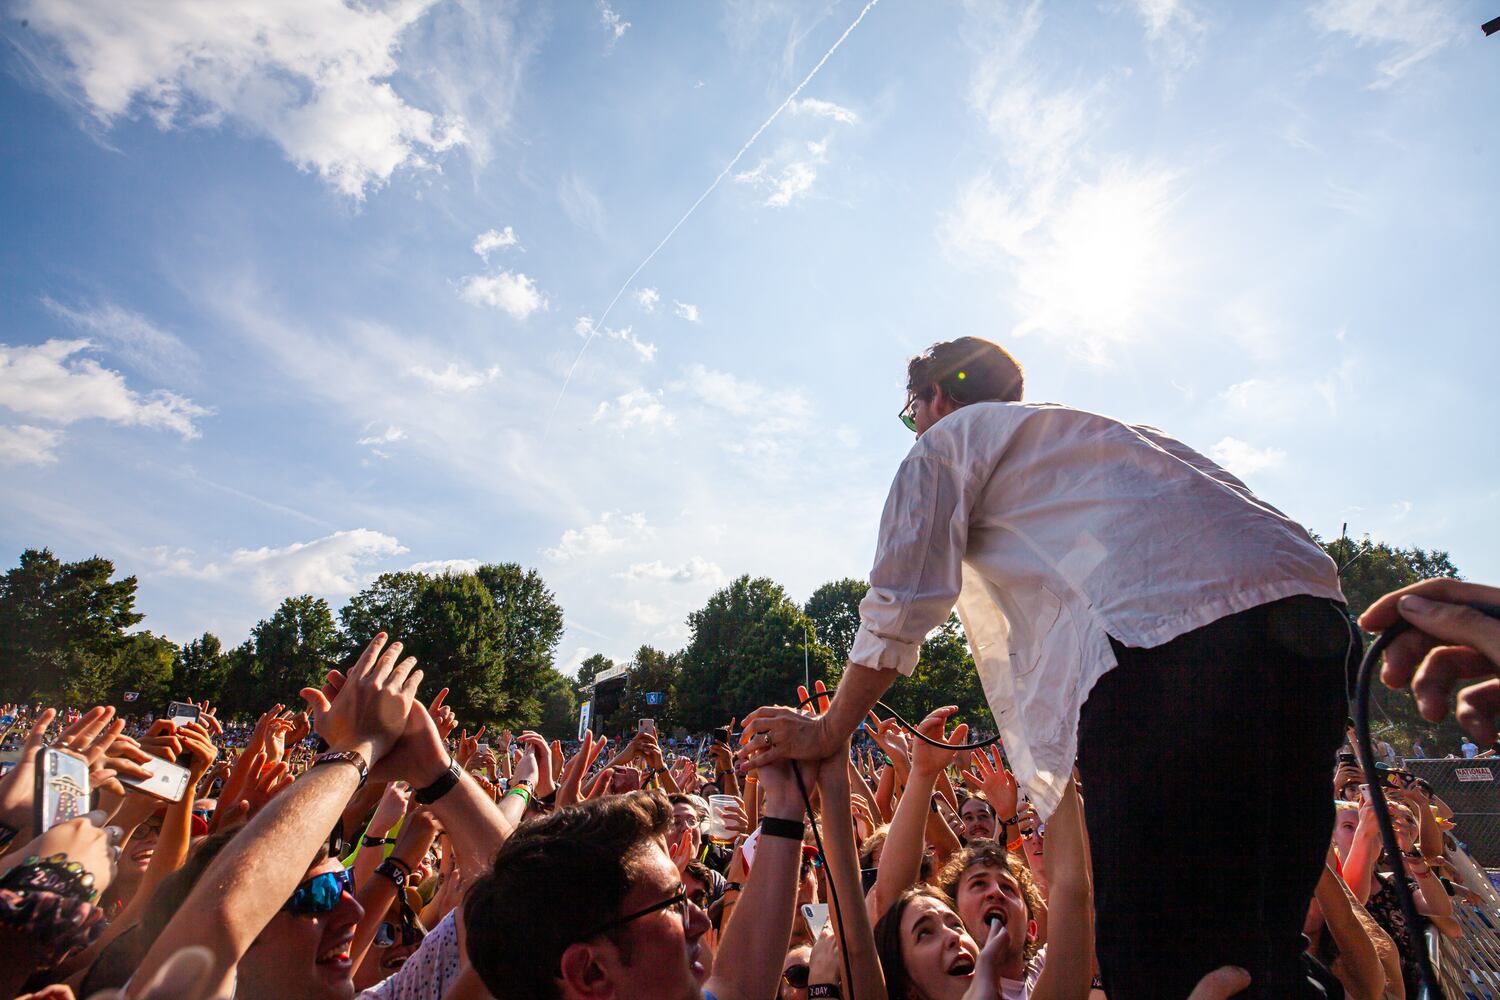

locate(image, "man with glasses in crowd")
(739, 337), (1352, 999)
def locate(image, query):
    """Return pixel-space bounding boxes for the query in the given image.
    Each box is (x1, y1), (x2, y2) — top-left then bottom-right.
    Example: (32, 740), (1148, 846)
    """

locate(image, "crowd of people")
(0, 573), (1492, 1000)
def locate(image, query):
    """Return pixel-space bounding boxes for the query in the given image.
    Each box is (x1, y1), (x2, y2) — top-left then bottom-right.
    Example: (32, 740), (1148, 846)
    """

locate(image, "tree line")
(0, 536), (1469, 752)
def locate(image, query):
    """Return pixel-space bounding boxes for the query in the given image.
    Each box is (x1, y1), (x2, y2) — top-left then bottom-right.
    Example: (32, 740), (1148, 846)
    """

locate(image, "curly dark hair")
(934, 840), (1044, 963)
(906, 337), (1023, 406)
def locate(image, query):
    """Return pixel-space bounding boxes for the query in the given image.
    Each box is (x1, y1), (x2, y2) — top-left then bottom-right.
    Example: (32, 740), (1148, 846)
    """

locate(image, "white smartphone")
(35, 747), (90, 831)
(120, 756), (193, 803)
(478, 741), (491, 755)
(638, 719), (655, 735)
(801, 902), (830, 938)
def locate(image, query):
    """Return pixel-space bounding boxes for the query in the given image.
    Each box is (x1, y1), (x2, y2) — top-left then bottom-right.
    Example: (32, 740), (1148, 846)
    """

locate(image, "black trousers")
(1075, 594), (1350, 1000)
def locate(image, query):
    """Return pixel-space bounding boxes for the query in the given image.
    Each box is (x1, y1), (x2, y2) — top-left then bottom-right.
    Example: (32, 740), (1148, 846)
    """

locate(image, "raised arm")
(1028, 779), (1094, 1000)
(873, 708), (968, 918)
(814, 741), (888, 1000)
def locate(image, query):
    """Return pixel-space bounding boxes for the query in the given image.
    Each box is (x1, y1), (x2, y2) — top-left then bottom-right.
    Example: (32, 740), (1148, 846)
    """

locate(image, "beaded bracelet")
(0, 854), (98, 903)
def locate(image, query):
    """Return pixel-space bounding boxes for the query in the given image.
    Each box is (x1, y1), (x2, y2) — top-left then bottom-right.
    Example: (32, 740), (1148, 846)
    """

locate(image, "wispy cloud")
(15, 0), (466, 198)
(789, 96), (858, 124)
(593, 388), (673, 432)
(407, 361), (501, 393)
(459, 271), (547, 319)
(621, 556), (724, 585)
(408, 557), (482, 576)
(0, 425), (62, 466)
(0, 339), (210, 444)
(673, 300), (701, 322)
(154, 528), (407, 602)
(575, 316), (656, 362)
(545, 511), (652, 561)
(472, 226), (520, 259)
(1309, 0), (1463, 89)
(1125, 0), (1206, 84)
(598, 1), (631, 45)
(633, 287), (660, 312)
(357, 424), (405, 447)
(42, 297), (198, 383)
(1209, 436), (1286, 476)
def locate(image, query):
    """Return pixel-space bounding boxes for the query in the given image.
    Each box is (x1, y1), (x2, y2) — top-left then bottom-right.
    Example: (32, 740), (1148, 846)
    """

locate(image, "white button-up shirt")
(848, 402), (1343, 817)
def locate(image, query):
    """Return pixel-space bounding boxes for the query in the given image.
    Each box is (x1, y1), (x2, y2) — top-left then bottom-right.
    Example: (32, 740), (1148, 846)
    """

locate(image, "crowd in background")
(0, 578), (1497, 1000)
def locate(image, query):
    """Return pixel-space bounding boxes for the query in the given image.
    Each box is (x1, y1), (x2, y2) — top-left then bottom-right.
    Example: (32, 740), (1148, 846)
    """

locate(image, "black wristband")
(808, 985), (842, 998)
(760, 816), (805, 841)
(374, 859), (409, 888)
(362, 835), (395, 847)
(312, 749), (369, 786)
(415, 758), (462, 804)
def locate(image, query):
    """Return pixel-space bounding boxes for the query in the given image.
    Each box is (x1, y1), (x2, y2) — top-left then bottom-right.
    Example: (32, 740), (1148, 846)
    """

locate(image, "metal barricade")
(1431, 842), (1500, 998)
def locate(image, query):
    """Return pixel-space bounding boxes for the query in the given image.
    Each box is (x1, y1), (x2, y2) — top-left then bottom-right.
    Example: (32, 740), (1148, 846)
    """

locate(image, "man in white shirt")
(742, 337), (1350, 999)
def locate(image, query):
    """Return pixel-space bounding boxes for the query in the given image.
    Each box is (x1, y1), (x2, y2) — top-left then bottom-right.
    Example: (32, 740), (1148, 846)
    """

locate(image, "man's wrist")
(327, 739), (379, 763)
(761, 797), (803, 821)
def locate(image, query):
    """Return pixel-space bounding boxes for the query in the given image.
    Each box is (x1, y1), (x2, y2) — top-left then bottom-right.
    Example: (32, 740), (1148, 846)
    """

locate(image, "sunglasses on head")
(284, 867), (354, 915)
(783, 963), (810, 988)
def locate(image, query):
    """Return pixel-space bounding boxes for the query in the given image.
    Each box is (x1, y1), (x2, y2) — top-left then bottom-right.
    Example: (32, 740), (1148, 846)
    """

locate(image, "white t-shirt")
(997, 945), (1045, 999)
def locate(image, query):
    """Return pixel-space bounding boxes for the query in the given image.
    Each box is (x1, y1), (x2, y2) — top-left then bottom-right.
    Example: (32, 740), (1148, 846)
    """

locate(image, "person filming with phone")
(738, 337), (1353, 999)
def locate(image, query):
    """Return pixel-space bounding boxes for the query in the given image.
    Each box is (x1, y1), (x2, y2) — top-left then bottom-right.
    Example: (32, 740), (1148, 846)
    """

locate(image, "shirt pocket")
(1008, 585), (1062, 677)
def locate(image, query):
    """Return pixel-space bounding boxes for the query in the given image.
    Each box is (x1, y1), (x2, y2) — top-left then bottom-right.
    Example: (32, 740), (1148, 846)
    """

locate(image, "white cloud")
(575, 316), (656, 362)
(157, 528), (407, 601)
(621, 557), (724, 586)
(0, 338), (210, 438)
(459, 271), (546, 319)
(593, 388), (673, 432)
(472, 226), (520, 259)
(1127, 0), (1206, 81)
(17, 0), (466, 199)
(1310, 0), (1462, 88)
(42, 297), (197, 382)
(407, 361), (501, 393)
(408, 558), (482, 576)
(633, 287), (660, 312)
(545, 511), (651, 562)
(598, 0), (630, 43)
(1208, 437), (1286, 476)
(673, 301), (701, 323)
(0, 425), (63, 466)
(357, 424), (405, 447)
(767, 161), (817, 207)
(679, 363), (815, 459)
(625, 599), (670, 627)
(788, 97), (858, 125)
(1221, 362), (1354, 422)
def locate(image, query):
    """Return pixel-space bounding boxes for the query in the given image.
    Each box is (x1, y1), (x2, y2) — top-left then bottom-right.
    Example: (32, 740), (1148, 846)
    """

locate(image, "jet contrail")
(548, 0), (884, 427)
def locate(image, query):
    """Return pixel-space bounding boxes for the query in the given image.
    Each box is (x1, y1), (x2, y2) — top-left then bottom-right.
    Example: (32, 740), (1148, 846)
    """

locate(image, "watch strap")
(312, 749), (368, 786)
(415, 758), (462, 804)
(760, 816), (805, 841)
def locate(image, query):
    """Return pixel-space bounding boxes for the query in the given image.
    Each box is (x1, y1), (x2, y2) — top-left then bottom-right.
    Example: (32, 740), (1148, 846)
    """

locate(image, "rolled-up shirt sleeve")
(850, 449), (973, 675)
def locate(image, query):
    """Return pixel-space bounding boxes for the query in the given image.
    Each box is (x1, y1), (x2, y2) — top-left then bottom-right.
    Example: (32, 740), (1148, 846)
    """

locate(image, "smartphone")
(860, 866), (880, 893)
(639, 719), (656, 735)
(1336, 751), (1358, 767)
(166, 701), (200, 727)
(35, 747), (90, 832)
(711, 727), (731, 745)
(120, 756), (193, 803)
(801, 902), (830, 938)
(478, 741), (491, 755)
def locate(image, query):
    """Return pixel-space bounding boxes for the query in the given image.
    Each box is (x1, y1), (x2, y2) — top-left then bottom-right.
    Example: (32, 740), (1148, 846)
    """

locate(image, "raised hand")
(557, 731), (607, 807)
(299, 633), (422, 765)
(369, 781), (413, 835)
(428, 689), (457, 740)
(515, 732), (556, 798)
(959, 745), (1018, 821)
(909, 706), (969, 776)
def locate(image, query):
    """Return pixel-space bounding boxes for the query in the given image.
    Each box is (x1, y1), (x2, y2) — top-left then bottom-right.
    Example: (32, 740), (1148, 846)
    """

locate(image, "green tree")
(574, 653), (614, 689)
(677, 575), (837, 729)
(406, 573), (511, 726)
(104, 632), (178, 709)
(172, 633), (231, 706)
(337, 572), (425, 656)
(475, 563), (566, 705)
(606, 645), (681, 734)
(880, 614), (992, 731)
(251, 596), (341, 701)
(805, 578), (868, 669)
(1318, 534), (1464, 755)
(535, 666), (580, 741)
(0, 548), (143, 700)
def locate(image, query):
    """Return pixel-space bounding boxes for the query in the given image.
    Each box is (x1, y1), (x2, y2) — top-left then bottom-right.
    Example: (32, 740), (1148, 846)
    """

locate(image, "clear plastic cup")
(707, 794), (737, 844)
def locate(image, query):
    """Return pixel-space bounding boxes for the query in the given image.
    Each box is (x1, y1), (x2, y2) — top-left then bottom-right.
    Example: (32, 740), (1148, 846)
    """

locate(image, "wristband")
(760, 816), (805, 841)
(362, 835), (395, 848)
(374, 859), (409, 888)
(1007, 836), (1024, 852)
(506, 786), (532, 806)
(416, 758), (463, 804)
(723, 882), (743, 893)
(808, 985), (842, 998)
(312, 749), (369, 786)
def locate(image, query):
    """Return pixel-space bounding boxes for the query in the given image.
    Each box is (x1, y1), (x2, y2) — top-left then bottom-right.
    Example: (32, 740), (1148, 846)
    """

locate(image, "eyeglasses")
(374, 919), (425, 948)
(581, 884), (692, 940)
(899, 394), (920, 433)
(284, 867), (355, 915)
(783, 963), (810, 988)
(687, 888), (709, 909)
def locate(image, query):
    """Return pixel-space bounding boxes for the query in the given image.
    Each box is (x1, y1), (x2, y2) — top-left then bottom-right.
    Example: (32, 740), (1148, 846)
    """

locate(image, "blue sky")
(2, 0), (1497, 674)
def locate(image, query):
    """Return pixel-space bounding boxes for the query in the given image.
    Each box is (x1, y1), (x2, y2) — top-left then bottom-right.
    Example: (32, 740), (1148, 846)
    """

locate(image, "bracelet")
(506, 786), (532, 806)
(761, 816), (806, 841)
(723, 882), (743, 893)
(808, 985), (842, 998)
(0, 854), (98, 903)
(362, 835), (395, 848)
(1007, 836), (1024, 852)
(415, 758), (463, 804)
(312, 749), (369, 786)
(374, 859), (409, 888)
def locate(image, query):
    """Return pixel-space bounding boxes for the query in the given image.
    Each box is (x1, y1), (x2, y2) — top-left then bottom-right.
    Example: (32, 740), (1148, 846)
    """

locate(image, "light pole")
(803, 623), (811, 692)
